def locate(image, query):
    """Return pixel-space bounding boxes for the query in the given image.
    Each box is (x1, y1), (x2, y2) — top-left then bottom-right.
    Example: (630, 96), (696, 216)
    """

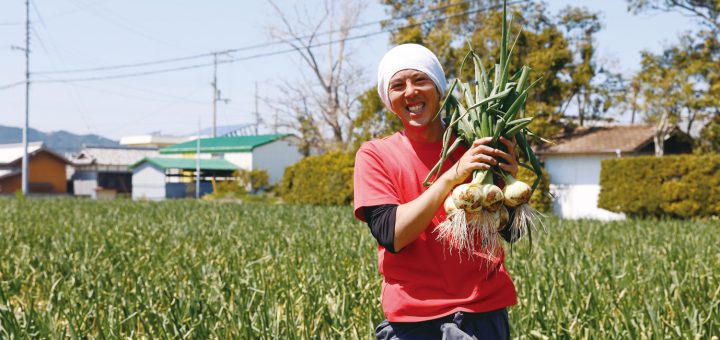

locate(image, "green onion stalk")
(425, 0), (547, 258)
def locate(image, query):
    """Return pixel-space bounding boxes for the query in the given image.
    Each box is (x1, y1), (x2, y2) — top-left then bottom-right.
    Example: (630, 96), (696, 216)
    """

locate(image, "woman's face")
(387, 69), (441, 129)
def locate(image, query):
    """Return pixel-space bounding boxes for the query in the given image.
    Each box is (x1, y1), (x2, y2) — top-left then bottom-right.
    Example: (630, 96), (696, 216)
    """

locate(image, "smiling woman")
(354, 43), (520, 339)
(387, 69), (441, 131)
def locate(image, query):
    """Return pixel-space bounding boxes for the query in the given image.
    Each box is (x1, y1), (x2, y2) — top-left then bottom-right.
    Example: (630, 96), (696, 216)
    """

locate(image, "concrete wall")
(224, 152), (253, 171)
(544, 154), (625, 220)
(71, 171), (98, 197)
(549, 183), (625, 220)
(132, 163), (166, 200)
(251, 139), (302, 184)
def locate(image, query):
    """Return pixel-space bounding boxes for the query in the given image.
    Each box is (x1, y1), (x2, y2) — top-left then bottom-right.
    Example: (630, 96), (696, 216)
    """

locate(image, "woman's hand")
(440, 137), (499, 187)
(496, 136), (519, 178)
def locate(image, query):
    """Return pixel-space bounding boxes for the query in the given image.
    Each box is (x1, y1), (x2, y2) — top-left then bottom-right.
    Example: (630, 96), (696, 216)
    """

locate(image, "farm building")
(130, 157), (237, 200)
(0, 142), (70, 194)
(159, 134), (302, 184)
(69, 146), (159, 199)
(119, 134), (189, 148)
(536, 124), (692, 220)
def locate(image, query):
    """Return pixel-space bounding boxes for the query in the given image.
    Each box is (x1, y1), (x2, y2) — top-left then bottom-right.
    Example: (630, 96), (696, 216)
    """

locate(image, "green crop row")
(0, 198), (717, 338)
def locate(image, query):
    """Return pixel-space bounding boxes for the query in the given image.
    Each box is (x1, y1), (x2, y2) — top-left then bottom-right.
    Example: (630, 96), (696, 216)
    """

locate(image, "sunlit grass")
(0, 198), (717, 338)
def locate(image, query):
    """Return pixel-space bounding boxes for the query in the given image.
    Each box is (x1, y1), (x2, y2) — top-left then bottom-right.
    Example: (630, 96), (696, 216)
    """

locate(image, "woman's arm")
(393, 137), (519, 252)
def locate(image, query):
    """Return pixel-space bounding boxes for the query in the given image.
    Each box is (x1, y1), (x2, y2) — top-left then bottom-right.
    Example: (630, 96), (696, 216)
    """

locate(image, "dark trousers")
(375, 308), (510, 340)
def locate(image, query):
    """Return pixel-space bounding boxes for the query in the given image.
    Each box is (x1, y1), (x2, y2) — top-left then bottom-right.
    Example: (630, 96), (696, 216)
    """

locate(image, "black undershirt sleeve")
(364, 204), (521, 253)
(363, 204), (398, 253)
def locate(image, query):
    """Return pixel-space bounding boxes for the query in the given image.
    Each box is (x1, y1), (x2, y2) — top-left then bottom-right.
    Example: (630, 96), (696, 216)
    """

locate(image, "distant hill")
(0, 125), (118, 155)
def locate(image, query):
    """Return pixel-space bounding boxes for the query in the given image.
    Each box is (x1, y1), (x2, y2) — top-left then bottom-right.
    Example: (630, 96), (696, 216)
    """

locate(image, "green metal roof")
(159, 134), (290, 154)
(130, 157), (238, 171)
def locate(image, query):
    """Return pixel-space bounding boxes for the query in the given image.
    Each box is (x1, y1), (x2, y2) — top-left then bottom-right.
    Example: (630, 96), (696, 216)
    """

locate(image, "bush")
(204, 169), (270, 201)
(598, 154), (720, 218)
(237, 169), (269, 194)
(279, 151), (355, 205)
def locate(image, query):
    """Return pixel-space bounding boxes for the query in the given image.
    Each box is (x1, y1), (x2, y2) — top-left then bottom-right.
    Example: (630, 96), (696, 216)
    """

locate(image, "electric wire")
(2, 1), (529, 89)
(31, 1), (528, 84)
(33, 0), (521, 75)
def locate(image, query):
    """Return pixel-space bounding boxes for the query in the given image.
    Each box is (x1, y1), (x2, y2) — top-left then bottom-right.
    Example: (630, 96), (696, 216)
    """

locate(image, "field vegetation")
(0, 198), (717, 338)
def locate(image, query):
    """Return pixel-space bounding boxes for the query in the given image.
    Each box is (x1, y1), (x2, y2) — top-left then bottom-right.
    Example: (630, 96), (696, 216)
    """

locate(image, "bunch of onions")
(438, 170), (506, 257)
(424, 0), (547, 257)
(501, 172), (543, 243)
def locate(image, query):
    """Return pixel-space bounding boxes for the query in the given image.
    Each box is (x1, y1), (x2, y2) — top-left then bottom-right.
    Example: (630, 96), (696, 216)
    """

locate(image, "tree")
(635, 52), (679, 156)
(626, 0), (720, 32)
(350, 88), (403, 151)
(268, 94), (323, 157)
(696, 113), (720, 153)
(373, 1), (614, 141)
(558, 6), (619, 127)
(616, 77), (642, 124)
(267, 0), (367, 153)
(633, 46), (707, 156)
(627, 0), (720, 151)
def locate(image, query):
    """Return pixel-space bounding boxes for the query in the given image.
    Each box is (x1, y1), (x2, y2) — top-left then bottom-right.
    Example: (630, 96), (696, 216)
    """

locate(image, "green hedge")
(598, 155), (720, 218)
(279, 151), (355, 205)
(280, 151), (552, 212)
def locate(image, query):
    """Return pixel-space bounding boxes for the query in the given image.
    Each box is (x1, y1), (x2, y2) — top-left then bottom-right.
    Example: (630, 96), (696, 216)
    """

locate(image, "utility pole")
(21, 0), (31, 195)
(196, 116), (201, 199)
(212, 54), (218, 138)
(211, 52), (230, 138)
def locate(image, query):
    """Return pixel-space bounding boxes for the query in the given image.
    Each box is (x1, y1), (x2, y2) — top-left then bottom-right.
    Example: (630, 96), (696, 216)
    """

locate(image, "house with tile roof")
(69, 146), (159, 198)
(159, 134), (301, 184)
(535, 124), (692, 220)
(0, 142), (70, 194)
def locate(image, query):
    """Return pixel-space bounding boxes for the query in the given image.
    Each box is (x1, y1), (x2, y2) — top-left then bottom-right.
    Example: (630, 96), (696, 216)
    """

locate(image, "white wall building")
(130, 157), (237, 200)
(69, 146), (159, 198)
(537, 125), (693, 220)
(119, 134), (190, 148)
(159, 134), (302, 184)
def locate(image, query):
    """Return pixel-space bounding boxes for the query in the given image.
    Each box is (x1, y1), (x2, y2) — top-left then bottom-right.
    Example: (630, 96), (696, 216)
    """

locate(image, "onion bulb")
(477, 184), (504, 212)
(502, 175), (532, 208)
(452, 183), (483, 212)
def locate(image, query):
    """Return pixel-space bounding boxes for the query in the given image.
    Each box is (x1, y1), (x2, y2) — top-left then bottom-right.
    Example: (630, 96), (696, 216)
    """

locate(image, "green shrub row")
(280, 151), (551, 212)
(598, 154), (720, 218)
(278, 151), (355, 205)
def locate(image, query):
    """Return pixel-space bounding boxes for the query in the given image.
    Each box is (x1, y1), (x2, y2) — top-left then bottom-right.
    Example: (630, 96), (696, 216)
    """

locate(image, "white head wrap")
(376, 43), (447, 110)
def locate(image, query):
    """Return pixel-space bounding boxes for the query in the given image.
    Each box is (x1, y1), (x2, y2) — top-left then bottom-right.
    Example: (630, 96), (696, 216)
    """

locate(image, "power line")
(0, 81), (26, 90)
(29, 1), (527, 84)
(0, 0), (109, 26)
(33, 0), (505, 75)
(1, 1), (531, 89)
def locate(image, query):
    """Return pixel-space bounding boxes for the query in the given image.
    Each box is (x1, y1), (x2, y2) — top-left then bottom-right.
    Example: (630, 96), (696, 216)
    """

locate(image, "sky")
(0, 0), (702, 140)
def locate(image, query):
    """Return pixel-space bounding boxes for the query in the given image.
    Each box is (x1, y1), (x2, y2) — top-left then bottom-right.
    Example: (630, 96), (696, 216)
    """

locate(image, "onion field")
(0, 198), (718, 338)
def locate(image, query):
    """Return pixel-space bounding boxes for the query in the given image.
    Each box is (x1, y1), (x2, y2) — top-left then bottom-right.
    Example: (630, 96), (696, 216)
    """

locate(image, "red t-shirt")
(353, 131), (517, 322)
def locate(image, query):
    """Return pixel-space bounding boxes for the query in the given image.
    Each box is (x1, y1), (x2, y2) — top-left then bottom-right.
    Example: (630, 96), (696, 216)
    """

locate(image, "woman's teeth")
(408, 103), (424, 113)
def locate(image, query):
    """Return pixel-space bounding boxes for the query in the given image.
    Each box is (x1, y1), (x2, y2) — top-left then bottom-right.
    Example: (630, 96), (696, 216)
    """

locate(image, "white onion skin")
(478, 184), (504, 212)
(452, 183), (483, 212)
(503, 180), (532, 208)
(444, 195), (458, 214)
